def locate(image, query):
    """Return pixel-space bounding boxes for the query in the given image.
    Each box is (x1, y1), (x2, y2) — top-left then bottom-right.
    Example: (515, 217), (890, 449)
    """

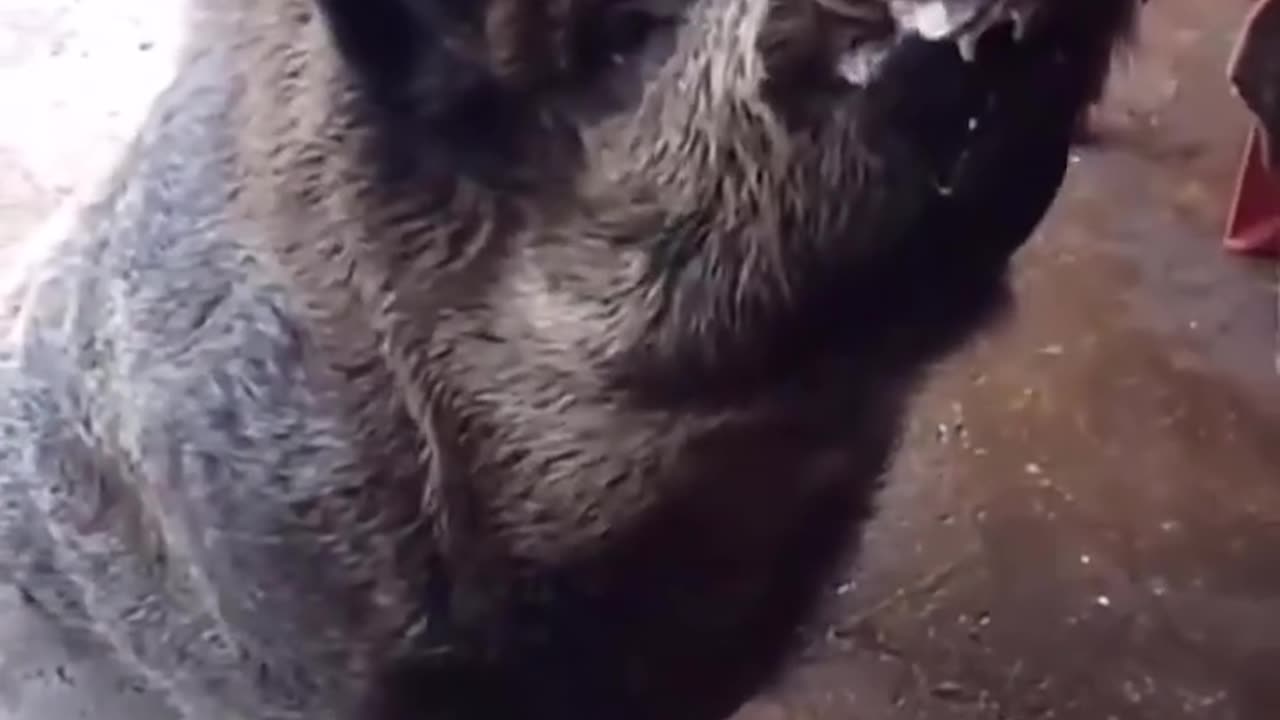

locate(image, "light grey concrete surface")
(0, 0), (185, 248)
(1, 3), (185, 717)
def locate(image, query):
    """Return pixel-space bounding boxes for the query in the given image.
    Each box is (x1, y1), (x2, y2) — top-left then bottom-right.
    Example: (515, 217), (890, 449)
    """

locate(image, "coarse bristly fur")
(0, 0), (1140, 718)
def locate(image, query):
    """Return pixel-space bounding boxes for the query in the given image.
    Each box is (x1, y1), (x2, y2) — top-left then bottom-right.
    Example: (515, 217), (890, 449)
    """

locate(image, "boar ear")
(313, 0), (488, 96)
(314, 0), (575, 105)
(312, 0), (555, 171)
(314, 0), (420, 79)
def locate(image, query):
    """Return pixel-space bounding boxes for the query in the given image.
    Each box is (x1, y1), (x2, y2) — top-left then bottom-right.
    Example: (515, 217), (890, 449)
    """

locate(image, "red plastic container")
(1224, 128), (1280, 257)
(1224, 0), (1280, 257)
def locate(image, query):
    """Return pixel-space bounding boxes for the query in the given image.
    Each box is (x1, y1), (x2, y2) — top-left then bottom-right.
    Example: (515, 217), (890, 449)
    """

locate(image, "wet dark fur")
(0, 0), (1139, 718)
(1230, 0), (1280, 170)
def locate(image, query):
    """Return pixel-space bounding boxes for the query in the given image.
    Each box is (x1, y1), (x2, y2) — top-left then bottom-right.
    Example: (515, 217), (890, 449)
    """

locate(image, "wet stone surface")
(740, 0), (1280, 718)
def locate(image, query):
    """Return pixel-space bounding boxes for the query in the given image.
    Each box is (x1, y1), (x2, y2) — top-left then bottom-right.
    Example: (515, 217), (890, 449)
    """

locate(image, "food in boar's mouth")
(831, 0), (1041, 85)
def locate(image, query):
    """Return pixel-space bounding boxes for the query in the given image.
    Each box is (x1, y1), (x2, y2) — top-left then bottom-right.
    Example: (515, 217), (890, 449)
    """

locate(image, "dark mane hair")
(1, 1), (1141, 718)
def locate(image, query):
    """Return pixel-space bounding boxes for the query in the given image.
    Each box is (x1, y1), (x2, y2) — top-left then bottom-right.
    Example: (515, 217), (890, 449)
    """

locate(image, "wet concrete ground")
(738, 1), (1280, 718)
(1, 0), (1278, 719)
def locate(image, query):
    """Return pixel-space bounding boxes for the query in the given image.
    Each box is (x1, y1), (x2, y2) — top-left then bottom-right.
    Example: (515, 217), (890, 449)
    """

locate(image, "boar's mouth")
(826, 0), (1042, 85)
(831, 0), (1103, 205)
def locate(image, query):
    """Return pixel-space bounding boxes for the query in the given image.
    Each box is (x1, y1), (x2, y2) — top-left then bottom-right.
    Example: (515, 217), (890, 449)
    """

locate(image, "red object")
(1224, 127), (1280, 257)
(1224, 0), (1280, 258)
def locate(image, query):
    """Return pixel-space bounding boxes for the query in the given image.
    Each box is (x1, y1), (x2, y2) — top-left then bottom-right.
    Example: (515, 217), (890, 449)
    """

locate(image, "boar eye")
(576, 6), (674, 70)
(606, 8), (668, 58)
